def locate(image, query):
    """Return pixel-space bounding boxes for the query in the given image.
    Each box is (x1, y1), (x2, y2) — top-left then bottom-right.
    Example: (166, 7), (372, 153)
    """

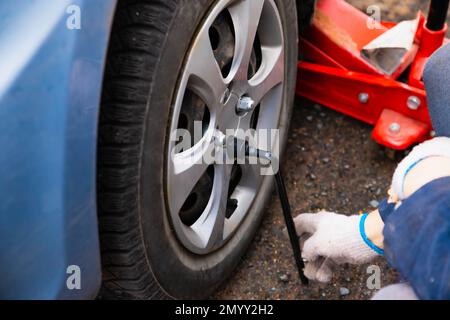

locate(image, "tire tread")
(97, 0), (178, 300)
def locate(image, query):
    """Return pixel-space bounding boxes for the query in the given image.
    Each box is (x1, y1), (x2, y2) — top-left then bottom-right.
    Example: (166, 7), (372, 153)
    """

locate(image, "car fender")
(0, 0), (117, 299)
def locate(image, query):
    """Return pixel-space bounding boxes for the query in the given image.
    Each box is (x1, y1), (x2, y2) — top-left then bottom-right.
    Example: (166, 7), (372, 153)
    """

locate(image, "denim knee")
(423, 43), (450, 137)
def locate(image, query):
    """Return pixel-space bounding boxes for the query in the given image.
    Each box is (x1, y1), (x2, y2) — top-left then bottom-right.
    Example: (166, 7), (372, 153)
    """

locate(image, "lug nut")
(236, 96), (255, 113)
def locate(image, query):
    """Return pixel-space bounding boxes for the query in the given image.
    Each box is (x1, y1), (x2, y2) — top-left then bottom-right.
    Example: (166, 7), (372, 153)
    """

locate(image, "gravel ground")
(214, 0), (449, 300)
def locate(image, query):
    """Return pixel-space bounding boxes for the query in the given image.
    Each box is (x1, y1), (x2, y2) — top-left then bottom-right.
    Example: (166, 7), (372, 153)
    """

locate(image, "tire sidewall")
(139, 0), (298, 299)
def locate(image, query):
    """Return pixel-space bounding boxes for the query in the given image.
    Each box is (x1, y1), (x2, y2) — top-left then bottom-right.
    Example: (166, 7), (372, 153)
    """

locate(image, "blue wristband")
(359, 213), (384, 256)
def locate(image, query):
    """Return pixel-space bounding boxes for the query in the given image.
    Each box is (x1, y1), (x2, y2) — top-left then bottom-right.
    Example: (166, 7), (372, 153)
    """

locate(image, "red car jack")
(296, 0), (449, 150)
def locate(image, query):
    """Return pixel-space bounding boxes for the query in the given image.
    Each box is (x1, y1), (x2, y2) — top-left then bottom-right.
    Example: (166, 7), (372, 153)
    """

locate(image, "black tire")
(97, 0), (298, 299)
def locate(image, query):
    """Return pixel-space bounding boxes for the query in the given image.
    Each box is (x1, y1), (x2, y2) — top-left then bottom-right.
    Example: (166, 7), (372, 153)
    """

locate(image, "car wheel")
(97, 0), (298, 299)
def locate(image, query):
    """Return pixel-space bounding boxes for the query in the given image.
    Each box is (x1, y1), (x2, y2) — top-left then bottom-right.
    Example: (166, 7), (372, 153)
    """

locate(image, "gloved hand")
(294, 211), (379, 283)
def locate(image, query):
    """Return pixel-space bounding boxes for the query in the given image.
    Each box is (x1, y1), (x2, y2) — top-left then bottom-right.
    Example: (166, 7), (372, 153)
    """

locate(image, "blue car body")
(0, 0), (117, 299)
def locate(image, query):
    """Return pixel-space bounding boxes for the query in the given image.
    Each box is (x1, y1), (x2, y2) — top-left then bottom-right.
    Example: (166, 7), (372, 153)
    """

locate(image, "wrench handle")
(275, 170), (309, 285)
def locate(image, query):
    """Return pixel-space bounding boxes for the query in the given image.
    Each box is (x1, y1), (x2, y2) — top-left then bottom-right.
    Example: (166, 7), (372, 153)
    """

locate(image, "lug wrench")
(274, 169), (309, 285)
(236, 139), (308, 285)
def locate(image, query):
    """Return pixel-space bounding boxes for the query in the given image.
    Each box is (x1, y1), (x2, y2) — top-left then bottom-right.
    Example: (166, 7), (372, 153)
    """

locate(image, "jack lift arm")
(297, 0), (450, 150)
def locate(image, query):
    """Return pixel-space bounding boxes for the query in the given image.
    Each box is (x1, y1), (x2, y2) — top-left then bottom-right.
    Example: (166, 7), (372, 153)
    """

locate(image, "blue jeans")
(424, 43), (450, 137)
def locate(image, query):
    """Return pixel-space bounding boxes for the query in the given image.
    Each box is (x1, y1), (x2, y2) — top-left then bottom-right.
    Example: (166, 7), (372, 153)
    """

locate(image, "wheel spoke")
(248, 46), (284, 106)
(167, 136), (215, 216)
(192, 163), (233, 249)
(227, 0), (265, 82)
(185, 26), (227, 112)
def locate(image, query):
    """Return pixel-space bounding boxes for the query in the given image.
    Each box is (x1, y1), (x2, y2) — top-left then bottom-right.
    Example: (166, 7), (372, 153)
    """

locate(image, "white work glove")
(294, 211), (379, 283)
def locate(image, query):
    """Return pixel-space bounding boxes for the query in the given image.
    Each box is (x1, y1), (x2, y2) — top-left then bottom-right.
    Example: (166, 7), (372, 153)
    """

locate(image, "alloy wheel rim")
(166, 0), (285, 254)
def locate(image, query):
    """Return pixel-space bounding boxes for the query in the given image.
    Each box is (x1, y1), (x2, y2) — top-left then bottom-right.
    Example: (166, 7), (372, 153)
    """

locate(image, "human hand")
(294, 211), (380, 283)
